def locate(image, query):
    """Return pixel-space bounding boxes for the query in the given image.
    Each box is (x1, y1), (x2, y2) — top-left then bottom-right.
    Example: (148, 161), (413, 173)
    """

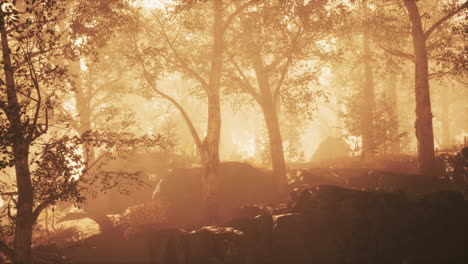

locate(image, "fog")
(0, 0), (467, 263)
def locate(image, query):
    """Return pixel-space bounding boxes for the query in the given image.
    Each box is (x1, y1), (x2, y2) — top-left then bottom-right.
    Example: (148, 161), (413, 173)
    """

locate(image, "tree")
(224, 0), (342, 194)
(368, 0), (467, 174)
(360, 0), (375, 161)
(403, 0), (467, 175)
(0, 2), (69, 262)
(0, 1), (169, 262)
(129, 0), (257, 221)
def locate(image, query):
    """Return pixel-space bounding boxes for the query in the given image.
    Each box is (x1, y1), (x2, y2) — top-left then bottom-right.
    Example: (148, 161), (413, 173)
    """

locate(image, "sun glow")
(133, 0), (175, 10)
(232, 132), (256, 159)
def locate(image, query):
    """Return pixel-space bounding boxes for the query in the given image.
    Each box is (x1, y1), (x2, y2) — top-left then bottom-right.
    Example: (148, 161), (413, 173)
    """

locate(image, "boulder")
(153, 162), (277, 225)
(148, 227), (244, 264)
(346, 170), (455, 197)
(410, 191), (468, 263)
(286, 185), (410, 263)
(227, 213), (274, 264)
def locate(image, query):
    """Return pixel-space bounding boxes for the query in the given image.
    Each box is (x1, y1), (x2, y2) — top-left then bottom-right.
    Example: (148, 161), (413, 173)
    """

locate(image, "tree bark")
(200, 0), (223, 223)
(360, 0), (375, 162)
(403, 0), (436, 175)
(260, 99), (288, 195)
(1, 12), (34, 264)
(440, 86), (450, 148)
(251, 53), (288, 197)
(388, 74), (401, 154)
(70, 61), (95, 166)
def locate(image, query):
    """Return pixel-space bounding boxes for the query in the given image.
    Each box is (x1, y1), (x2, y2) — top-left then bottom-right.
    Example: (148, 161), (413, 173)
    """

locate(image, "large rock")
(227, 209), (274, 264)
(346, 170), (455, 197)
(148, 226), (244, 264)
(410, 191), (468, 263)
(286, 185), (411, 263)
(61, 186), (468, 264)
(152, 162), (277, 225)
(75, 151), (190, 230)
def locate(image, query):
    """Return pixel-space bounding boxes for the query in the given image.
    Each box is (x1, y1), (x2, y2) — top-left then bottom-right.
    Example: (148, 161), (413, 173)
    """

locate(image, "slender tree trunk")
(44, 208), (49, 232)
(200, 0), (223, 223)
(70, 61), (95, 166)
(388, 74), (401, 154)
(440, 86), (450, 148)
(1, 12), (33, 264)
(260, 99), (288, 196)
(361, 0), (375, 162)
(250, 50), (288, 196)
(403, 0), (436, 175)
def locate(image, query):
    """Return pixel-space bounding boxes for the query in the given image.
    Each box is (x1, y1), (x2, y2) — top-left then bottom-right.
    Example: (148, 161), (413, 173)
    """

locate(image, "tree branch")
(154, 16), (209, 89)
(14, 44), (70, 69)
(226, 51), (260, 102)
(424, 1), (468, 40)
(375, 40), (415, 62)
(32, 199), (54, 223)
(25, 50), (44, 142)
(142, 70), (203, 152)
(221, 0), (259, 34)
(0, 191), (18, 195)
(273, 54), (292, 105)
(272, 27), (303, 103)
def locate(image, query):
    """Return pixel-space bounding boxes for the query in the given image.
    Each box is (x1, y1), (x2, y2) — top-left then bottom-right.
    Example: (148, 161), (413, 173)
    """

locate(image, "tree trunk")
(403, 0), (436, 175)
(12, 143), (33, 264)
(261, 99), (288, 196)
(440, 86), (450, 148)
(70, 61), (95, 166)
(200, 0), (223, 223)
(360, 0), (375, 162)
(251, 52), (288, 197)
(1, 12), (34, 264)
(388, 74), (401, 154)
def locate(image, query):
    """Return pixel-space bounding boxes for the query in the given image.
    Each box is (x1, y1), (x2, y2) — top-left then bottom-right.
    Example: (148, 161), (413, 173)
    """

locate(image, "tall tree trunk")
(361, 0), (375, 162)
(388, 74), (401, 154)
(260, 99), (288, 196)
(1, 13), (33, 264)
(403, 0), (436, 175)
(70, 61), (95, 166)
(200, 0), (223, 223)
(440, 86), (450, 148)
(251, 53), (288, 197)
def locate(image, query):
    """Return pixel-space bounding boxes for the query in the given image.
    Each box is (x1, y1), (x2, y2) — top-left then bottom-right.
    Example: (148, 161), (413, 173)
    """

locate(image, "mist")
(0, 0), (467, 263)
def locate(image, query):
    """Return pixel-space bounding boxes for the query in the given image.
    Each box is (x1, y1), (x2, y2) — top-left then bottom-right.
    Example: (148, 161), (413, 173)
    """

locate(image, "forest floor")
(32, 153), (468, 264)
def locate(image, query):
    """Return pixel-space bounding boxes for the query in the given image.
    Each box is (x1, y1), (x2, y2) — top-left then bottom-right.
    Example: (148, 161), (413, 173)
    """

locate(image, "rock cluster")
(147, 185), (468, 264)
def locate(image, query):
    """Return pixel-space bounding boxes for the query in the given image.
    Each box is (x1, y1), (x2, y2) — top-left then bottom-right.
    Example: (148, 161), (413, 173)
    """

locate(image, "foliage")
(341, 90), (404, 157)
(282, 116), (305, 164)
(0, 129), (170, 253)
(437, 148), (468, 184)
(373, 92), (404, 156)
